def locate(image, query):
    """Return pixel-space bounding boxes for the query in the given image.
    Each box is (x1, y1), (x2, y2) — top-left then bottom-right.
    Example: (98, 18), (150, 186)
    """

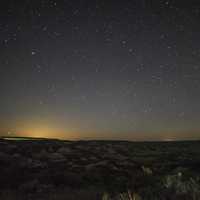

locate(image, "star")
(31, 51), (36, 55)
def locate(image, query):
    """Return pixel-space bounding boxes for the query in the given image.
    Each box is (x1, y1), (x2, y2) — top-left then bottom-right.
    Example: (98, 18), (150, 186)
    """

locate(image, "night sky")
(1, 0), (200, 140)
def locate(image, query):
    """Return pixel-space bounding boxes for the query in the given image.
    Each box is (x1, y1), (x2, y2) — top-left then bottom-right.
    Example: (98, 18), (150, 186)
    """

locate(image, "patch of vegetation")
(0, 139), (200, 199)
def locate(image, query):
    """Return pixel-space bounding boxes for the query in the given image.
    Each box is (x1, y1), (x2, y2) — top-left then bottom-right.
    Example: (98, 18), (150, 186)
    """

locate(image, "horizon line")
(1, 135), (200, 142)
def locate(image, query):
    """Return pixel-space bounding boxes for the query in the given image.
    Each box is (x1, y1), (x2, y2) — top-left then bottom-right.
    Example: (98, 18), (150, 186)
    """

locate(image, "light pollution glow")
(2, 124), (200, 141)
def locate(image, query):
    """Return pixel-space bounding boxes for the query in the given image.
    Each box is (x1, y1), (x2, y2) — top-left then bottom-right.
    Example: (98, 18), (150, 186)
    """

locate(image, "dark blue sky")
(0, 0), (200, 140)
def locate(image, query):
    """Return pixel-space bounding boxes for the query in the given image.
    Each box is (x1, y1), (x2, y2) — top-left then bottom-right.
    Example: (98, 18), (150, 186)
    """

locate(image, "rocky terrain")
(0, 137), (200, 199)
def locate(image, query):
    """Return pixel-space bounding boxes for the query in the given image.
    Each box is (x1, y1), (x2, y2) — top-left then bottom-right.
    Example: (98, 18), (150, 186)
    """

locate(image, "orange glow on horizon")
(15, 127), (83, 140)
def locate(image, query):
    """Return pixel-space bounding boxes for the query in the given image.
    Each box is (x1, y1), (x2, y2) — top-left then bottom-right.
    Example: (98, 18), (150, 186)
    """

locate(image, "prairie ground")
(0, 138), (200, 199)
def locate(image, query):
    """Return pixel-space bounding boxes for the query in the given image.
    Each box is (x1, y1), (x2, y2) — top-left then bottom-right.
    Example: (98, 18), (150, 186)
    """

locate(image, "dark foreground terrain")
(0, 137), (200, 199)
